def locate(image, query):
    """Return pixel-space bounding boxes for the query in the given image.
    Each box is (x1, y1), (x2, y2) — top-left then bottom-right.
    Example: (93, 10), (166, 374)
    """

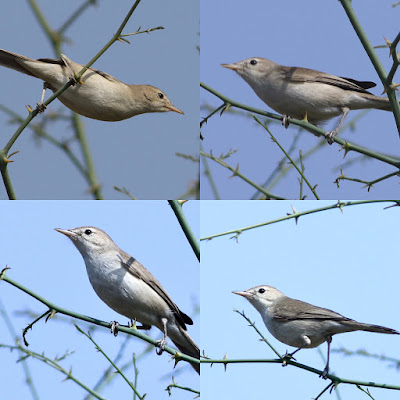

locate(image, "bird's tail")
(0, 49), (36, 77)
(356, 93), (398, 111)
(345, 320), (399, 335)
(171, 329), (200, 374)
(358, 322), (399, 335)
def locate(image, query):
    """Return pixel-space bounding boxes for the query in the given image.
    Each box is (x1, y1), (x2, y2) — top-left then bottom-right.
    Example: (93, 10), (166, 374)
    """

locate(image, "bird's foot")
(326, 130), (338, 145)
(281, 350), (296, 366)
(109, 321), (119, 337)
(155, 337), (167, 355)
(282, 115), (291, 129)
(36, 102), (47, 113)
(319, 366), (329, 379)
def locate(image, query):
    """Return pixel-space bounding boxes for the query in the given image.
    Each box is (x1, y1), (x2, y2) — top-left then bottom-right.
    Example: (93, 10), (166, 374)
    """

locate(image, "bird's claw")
(326, 131), (337, 145)
(110, 321), (119, 337)
(282, 115), (291, 129)
(282, 350), (296, 361)
(319, 367), (329, 379)
(36, 102), (46, 113)
(155, 338), (167, 355)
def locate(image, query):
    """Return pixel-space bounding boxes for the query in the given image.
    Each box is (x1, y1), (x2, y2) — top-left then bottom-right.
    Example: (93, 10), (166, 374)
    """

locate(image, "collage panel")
(201, 1), (399, 199)
(200, 200), (400, 399)
(0, 0), (199, 200)
(0, 200), (199, 399)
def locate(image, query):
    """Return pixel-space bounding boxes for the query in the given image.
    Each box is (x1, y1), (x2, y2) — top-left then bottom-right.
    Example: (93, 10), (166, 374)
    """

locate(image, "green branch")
(0, 343), (107, 400)
(200, 150), (287, 200)
(0, 270), (199, 371)
(339, 0), (400, 140)
(253, 116), (320, 199)
(200, 200), (399, 241)
(168, 200), (200, 261)
(201, 82), (400, 167)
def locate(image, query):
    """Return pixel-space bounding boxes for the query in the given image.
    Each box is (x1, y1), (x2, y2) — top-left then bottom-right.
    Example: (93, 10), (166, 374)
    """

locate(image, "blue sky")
(201, 0), (400, 199)
(0, 0), (199, 199)
(200, 200), (400, 399)
(0, 201), (199, 399)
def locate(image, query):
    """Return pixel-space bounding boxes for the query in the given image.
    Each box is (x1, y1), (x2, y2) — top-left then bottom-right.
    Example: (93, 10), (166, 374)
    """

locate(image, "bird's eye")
(84, 229), (92, 235)
(157, 92), (164, 99)
(250, 59), (258, 66)
(258, 288), (265, 294)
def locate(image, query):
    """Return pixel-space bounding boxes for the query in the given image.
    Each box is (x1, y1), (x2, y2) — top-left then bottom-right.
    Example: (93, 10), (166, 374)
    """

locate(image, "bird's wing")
(37, 57), (123, 84)
(283, 66), (375, 94)
(273, 297), (351, 322)
(119, 251), (193, 330)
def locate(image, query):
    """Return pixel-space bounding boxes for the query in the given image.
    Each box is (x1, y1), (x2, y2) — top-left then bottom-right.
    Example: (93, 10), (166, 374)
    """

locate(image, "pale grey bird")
(0, 49), (183, 120)
(56, 226), (199, 374)
(233, 285), (398, 377)
(222, 57), (396, 144)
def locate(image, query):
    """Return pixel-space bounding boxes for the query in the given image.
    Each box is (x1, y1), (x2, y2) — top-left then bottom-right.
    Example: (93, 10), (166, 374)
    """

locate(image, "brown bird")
(0, 48), (183, 120)
(222, 57), (396, 143)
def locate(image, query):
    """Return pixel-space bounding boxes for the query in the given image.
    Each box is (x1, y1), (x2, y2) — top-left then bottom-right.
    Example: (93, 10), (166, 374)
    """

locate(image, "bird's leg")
(36, 82), (50, 113)
(282, 114), (291, 128)
(320, 336), (332, 379)
(326, 108), (349, 145)
(110, 321), (119, 337)
(155, 318), (168, 355)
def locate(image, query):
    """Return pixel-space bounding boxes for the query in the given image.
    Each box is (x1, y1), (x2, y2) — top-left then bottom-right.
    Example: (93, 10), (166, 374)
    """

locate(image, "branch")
(168, 200), (200, 261)
(200, 200), (399, 241)
(0, 270), (199, 371)
(201, 82), (400, 167)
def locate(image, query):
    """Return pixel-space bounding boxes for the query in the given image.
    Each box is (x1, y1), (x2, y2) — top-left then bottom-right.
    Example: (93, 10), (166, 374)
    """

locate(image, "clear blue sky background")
(200, 200), (400, 400)
(0, 0), (199, 199)
(0, 201), (199, 399)
(201, 1), (400, 199)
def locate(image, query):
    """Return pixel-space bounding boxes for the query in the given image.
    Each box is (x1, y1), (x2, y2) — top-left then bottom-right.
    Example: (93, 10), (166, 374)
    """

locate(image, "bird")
(233, 285), (398, 377)
(222, 57), (396, 143)
(55, 226), (199, 374)
(0, 49), (183, 121)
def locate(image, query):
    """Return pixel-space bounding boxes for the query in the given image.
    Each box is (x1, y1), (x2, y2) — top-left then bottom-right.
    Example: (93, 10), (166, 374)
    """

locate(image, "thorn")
(384, 37), (392, 46)
(45, 309), (57, 322)
(220, 103), (230, 116)
(229, 164), (240, 178)
(0, 266), (11, 280)
(341, 142), (351, 158)
(3, 151), (19, 164)
(223, 353), (228, 372)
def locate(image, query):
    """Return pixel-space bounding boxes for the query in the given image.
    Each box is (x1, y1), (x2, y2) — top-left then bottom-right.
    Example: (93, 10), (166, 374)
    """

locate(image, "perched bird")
(233, 285), (398, 377)
(56, 226), (199, 374)
(222, 57), (395, 143)
(0, 49), (183, 120)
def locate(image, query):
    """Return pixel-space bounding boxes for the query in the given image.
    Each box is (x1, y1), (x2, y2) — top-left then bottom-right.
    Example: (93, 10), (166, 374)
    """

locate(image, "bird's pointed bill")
(232, 290), (251, 298)
(54, 228), (76, 238)
(221, 63), (240, 71)
(166, 104), (184, 114)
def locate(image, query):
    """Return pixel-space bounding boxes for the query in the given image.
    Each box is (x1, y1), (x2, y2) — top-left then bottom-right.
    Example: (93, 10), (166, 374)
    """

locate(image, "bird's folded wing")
(273, 298), (351, 322)
(119, 252), (193, 329)
(37, 57), (123, 84)
(283, 66), (375, 94)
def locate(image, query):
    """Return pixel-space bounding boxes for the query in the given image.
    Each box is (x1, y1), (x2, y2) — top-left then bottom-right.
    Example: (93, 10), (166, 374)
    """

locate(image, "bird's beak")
(232, 290), (251, 298)
(55, 228), (76, 238)
(166, 104), (184, 114)
(221, 63), (239, 71)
